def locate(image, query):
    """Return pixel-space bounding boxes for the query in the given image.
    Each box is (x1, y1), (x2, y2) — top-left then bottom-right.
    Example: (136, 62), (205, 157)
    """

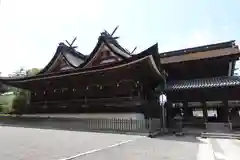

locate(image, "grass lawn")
(0, 93), (15, 113)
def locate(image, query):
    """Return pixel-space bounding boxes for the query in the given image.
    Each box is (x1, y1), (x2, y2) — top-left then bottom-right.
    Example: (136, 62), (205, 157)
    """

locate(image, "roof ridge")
(100, 30), (131, 55)
(59, 42), (86, 59)
(37, 42), (86, 74)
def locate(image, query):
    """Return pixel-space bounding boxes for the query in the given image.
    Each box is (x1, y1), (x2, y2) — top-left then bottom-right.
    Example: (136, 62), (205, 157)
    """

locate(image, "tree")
(8, 67), (26, 77)
(8, 67), (40, 93)
(0, 72), (9, 93)
(9, 67), (40, 114)
(27, 68), (40, 76)
(11, 90), (29, 115)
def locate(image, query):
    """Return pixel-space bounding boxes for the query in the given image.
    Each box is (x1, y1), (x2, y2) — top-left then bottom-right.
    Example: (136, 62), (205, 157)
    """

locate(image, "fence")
(86, 118), (148, 133)
(0, 116), (162, 134)
(69, 118), (162, 133)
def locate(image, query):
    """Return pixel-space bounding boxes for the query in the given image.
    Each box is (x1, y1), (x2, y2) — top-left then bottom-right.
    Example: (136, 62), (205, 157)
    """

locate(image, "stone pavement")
(0, 126), (240, 160)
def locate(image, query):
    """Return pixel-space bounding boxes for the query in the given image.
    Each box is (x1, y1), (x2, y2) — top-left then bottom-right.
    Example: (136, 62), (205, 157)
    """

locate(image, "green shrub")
(11, 91), (29, 115)
(0, 105), (11, 114)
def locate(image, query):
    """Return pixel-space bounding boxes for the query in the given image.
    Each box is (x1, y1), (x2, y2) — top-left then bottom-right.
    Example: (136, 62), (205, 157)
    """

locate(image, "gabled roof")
(159, 40), (236, 58)
(165, 76), (240, 91)
(21, 29), (134, 75)
(38, 43), (86, 74)
(79, 31), (132, 68)
(102, 31), (131, 54)
(0, 43), (164, 89)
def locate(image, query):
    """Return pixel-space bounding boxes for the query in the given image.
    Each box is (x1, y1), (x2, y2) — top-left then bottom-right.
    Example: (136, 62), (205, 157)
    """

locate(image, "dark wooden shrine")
(0, 30), (166, 119)
(1, 27), (240, 131)
(158, 41), (240, 130)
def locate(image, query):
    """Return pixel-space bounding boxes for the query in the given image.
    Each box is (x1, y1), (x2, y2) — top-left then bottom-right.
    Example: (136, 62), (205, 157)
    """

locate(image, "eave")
(159, 40), (236, 58)
(0, 44), (165, 90)
(164, 76), (240, 92)
(160, 40), (239, 64)
(1, 56), (162, 90)
(161, 52), (240, 66)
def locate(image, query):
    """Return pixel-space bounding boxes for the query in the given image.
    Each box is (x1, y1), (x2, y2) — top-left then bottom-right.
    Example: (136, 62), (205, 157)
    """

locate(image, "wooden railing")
(0, 116), (162, 134)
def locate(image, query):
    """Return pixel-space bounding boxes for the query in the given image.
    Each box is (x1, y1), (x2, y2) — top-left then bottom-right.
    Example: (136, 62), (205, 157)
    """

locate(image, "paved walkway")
(0, 126), (239, 160)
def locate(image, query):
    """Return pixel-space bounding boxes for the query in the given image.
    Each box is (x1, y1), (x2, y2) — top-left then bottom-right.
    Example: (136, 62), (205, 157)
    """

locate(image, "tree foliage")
(27, 68), (40, 76)
(11, 90), (29, 115)
(8, 67), (40, 114)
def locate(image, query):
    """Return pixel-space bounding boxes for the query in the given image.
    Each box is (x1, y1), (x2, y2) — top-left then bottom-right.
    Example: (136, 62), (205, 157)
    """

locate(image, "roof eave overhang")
(161, 48), (240, 64)
(159, 40), (236, 58)
(164, 76), (240, 92)
(0, 55), (165, 90)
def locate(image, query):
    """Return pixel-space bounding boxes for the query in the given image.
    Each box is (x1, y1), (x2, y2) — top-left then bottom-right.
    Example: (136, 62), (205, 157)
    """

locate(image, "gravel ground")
(0, 126), (239, 160)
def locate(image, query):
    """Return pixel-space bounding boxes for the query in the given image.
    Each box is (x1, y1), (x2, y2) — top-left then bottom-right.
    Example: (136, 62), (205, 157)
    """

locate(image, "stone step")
(201, 132), (240, 139)
(206, 123), (230, 132)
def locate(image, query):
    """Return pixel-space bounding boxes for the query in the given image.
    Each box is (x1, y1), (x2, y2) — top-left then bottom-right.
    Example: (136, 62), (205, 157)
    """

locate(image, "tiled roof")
(165, 76), (240, 91)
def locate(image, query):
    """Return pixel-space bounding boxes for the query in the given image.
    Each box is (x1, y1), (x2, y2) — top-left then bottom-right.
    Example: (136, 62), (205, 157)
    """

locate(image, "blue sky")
(0, 0), (240, 76)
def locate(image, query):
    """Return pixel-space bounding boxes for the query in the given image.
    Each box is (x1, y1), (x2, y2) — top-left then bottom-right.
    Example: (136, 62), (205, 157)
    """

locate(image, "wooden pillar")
(229, 107), (233, 131)
(183, 101), (189, 120)
(201, 101), (208, 128)
(228, 61), (233, 76)
(165, 101), (173, 129)
(222, 100), (229, 122)
(227, 101), (232, 122)
(230, 60), (236, 76)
